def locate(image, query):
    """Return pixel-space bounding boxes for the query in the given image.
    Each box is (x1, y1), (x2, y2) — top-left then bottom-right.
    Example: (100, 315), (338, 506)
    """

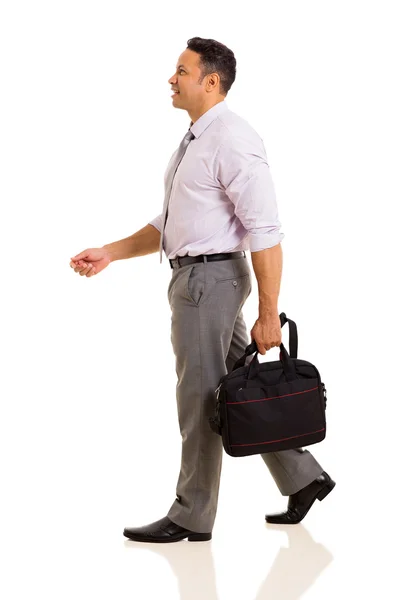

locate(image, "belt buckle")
(175, 256), (183, 268)
(176, 255), (188, 267)
(170, 256), (182, 269)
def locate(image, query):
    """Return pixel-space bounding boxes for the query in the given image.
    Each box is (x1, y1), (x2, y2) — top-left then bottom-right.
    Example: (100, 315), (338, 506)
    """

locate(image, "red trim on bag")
(231, 427), (326, 447)
(226, 385), (319, 405)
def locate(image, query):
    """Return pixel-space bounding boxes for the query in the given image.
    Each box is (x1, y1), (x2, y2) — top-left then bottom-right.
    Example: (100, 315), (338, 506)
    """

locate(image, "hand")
(250, 313), (282, 355)
(69, 247), (112, 277)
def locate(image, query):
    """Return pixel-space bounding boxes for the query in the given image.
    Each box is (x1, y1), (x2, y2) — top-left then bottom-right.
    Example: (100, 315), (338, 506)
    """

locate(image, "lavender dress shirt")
(149, 99), (284, 260)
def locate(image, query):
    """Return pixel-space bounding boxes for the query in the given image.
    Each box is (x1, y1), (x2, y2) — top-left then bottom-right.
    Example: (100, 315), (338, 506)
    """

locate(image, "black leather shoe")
(123, 516), (212, 543)
(265, 471), (336, 525)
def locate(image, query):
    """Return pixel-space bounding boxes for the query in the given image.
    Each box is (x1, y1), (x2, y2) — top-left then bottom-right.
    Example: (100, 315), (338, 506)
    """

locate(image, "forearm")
(103, 224), (161, 261)
(250, 243), (283, 319)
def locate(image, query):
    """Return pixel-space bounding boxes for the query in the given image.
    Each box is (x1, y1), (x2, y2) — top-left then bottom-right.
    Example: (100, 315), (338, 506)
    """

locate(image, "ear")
(207, 72), (220, 91)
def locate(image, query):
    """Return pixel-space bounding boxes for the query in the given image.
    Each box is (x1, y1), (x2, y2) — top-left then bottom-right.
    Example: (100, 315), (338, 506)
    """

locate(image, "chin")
(173, 99), (185, 109)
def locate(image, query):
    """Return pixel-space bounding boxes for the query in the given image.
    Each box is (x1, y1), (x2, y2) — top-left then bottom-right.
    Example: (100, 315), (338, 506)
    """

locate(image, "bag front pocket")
(225, 377), (325, 449)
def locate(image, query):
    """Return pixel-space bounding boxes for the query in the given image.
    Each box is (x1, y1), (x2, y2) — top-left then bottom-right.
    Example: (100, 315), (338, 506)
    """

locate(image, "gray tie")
(159, 129), (195, 263)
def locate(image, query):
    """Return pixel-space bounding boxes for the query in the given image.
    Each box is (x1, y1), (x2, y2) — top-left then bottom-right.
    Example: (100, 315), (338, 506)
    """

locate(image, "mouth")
(171, 90), (180, 96)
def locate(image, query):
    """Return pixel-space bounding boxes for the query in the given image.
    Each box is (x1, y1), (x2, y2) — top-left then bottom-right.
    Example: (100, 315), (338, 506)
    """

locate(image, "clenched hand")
(69, 247), (112, 277)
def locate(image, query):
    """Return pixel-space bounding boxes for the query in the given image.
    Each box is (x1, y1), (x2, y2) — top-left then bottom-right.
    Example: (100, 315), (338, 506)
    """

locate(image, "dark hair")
(186, 37), (236, 96)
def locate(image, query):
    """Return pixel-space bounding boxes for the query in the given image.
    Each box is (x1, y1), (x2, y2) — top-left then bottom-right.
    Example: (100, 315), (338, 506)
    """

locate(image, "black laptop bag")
(208, 313), (328, 457)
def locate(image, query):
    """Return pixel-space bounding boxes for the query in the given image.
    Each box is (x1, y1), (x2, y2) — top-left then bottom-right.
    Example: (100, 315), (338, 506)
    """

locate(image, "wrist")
(102, 243), (119, 262)
(258, 297), (279, 319)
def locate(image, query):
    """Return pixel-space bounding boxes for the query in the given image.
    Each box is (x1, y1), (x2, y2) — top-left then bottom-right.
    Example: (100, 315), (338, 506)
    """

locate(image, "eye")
(179, 69), (185, 74)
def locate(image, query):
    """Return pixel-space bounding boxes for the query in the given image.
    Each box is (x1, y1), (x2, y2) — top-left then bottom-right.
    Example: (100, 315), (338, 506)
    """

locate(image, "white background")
(1, 1), (399, 598)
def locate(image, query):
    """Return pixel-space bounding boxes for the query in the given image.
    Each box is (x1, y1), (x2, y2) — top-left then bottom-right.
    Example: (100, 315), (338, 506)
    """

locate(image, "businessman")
(70, 37), (335, 543)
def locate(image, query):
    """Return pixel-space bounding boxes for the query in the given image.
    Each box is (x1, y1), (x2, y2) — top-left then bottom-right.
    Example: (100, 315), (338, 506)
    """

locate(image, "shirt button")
(232, 280), (237, 286)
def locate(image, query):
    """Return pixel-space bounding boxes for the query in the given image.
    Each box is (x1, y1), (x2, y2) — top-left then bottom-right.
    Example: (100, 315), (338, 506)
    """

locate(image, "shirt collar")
(188, 99), (229, 139)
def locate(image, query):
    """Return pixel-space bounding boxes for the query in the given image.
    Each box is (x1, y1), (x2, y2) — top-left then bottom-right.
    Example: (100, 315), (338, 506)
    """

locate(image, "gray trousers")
(165, 254), (324, 533)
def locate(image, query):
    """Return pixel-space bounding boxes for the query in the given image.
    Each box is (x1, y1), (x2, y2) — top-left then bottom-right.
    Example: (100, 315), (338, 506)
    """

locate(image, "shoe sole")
(123, 531), (212, 543)
(265, 480), (336, 525)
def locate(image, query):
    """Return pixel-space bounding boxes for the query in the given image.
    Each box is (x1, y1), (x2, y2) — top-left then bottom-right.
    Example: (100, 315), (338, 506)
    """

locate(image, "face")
(168, 48), (220, 110)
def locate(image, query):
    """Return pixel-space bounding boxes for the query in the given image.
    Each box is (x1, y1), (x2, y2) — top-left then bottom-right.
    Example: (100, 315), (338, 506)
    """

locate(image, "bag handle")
(279, 312), (298, 358)
(246, 341), (297, 381)
(232, 312), (298, 370)
(230, 312), (299, 381)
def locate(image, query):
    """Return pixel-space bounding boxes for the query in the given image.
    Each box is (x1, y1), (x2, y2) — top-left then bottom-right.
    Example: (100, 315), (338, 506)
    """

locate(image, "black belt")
(169, 251), (246, 269)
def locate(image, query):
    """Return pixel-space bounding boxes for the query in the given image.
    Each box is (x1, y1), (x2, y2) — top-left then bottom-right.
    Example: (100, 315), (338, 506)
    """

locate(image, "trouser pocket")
(185, 264), (205, 306)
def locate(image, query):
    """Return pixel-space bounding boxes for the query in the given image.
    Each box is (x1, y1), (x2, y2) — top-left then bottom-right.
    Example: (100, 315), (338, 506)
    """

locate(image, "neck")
(188, 97), (225, 124)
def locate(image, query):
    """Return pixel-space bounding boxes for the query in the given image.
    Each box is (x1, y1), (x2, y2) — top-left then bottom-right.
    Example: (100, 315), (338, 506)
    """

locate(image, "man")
(70, 37), (335, 543)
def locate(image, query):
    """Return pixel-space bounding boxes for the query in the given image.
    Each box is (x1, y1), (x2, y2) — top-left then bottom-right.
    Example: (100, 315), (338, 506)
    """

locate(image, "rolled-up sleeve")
(149, 213), (163, 233)
(216, 137), (284, 251)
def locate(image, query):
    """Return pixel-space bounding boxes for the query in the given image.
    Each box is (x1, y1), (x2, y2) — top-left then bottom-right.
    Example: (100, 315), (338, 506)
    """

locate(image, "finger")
(79, 263), (93, 276)
(86, 266), (96, 277)
(71, 252), (88, 261)
(83, 264), (95, 276)
(75, 261), (87, 273)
